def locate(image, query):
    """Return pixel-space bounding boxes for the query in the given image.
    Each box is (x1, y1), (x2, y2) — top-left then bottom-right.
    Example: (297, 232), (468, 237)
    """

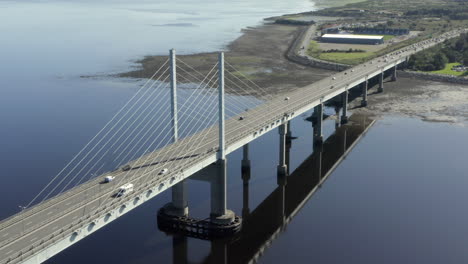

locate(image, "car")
(159, 168), (169, 175)
(122, 165), (131, 171)
(239, 116), (245, 120)
(284, 97), (290, 101)
(104, 176), (115, 183)
(332, 77), (336, 80)
(116, 183), (134, 197)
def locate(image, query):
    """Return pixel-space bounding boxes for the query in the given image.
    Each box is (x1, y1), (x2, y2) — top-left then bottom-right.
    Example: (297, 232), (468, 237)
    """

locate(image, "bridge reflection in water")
(163, 113), (375, 264)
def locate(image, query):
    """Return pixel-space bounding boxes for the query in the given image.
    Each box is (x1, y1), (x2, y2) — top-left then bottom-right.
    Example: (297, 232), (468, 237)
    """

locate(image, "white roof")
(322, 34), (384, 40)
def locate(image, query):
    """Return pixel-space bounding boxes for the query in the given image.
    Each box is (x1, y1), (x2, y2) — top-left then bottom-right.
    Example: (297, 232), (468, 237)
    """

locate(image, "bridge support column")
(361, 79), (368, 107)
(241, 144), (251, 218)
(241, 144), (250, 172)
(210, 159), (235, 224)
(277, 123), (288, 177)
(378, 72), (384, 93)
(391, 65), (397, 81)
(165, 181), (188, 217)
(313, 104), (324, 148)
(286, 120), (292, 144)
(341, 90), (348, 125)
(242, 158), (251, 218)
(334, 106), (341, 129)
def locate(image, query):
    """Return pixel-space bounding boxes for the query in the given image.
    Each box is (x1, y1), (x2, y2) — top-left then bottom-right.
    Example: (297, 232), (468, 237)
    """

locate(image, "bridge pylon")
(157, 52), (241, 240)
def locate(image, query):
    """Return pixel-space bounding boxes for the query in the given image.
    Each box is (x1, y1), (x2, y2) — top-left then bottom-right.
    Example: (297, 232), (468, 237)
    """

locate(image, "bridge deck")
(0, 28), (465, 264)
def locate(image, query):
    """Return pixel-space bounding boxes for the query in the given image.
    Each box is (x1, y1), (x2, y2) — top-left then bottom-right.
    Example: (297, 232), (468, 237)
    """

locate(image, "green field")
(307, 40), (376, 64)
(427, 63), (466, 76)
(318, 52), (374, 64)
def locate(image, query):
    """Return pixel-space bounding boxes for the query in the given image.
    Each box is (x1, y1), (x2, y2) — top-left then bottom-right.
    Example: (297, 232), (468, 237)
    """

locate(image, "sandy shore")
(350, 78), (468, 125)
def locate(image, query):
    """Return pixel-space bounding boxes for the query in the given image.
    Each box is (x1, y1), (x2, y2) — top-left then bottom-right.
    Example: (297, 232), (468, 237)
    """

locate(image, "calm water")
(1, 1), (468, 263)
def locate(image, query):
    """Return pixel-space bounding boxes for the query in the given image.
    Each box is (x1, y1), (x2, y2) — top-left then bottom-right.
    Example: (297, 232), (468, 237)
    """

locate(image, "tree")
(433, 53), (448, 70)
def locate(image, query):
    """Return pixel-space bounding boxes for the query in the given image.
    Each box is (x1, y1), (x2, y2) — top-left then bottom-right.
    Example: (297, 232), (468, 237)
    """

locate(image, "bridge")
(0, 28), (465, 264)
(173, 113), (375, 264)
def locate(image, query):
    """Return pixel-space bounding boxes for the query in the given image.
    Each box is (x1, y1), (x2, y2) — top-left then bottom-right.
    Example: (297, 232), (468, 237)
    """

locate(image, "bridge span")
(0, 28), (466, 264)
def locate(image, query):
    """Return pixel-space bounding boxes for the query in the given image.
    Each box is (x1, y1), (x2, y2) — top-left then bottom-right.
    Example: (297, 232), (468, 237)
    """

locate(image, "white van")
(116, 183), (134, 197)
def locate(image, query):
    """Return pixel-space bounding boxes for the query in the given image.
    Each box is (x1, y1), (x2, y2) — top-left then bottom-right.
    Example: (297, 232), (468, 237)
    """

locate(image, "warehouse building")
(321, 34), (384, 45)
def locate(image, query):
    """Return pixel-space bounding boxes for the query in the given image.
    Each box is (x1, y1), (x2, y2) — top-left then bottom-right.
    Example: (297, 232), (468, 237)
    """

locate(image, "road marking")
(47, 211), (54, 216)
(6, 250), (13, 255)
(2, 233), (9, 237)
(65, 202), (72, 206)
(30, 237), (38, 242)
(72, 216), (79, 220)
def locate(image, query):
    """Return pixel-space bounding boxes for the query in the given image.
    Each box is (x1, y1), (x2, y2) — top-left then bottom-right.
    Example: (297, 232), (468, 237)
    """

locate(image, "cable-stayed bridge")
(0, 29), (465, 264)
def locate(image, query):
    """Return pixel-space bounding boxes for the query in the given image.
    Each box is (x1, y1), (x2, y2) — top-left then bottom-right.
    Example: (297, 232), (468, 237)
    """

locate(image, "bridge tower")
(166, 49), (189, 217)
(158, 52), (241, 239)
(211, 52), (237, 225)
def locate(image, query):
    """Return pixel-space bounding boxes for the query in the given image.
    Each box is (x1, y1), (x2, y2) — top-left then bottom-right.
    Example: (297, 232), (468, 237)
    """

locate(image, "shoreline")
(116, 4), (468, 125)
(118, 23), (334, 95)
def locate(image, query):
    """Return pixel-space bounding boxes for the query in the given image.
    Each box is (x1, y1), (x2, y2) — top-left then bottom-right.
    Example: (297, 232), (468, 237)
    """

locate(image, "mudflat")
(119, 23), (333, 95)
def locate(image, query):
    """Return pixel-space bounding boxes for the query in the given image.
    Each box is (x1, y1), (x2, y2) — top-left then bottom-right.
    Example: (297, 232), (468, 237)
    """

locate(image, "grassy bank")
(427, 63), (466, 76)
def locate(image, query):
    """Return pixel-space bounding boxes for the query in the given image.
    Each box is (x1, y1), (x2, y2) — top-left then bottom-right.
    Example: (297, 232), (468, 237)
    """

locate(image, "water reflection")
(167, 114), (375, 263)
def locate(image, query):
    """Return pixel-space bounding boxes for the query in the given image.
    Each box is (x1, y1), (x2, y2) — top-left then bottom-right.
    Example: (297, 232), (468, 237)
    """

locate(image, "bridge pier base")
(341, 91), (348, 125)
(158, 160), (241, 239)
(164, 180), (189, 217)
(313, 104), (324, 148)
(378, 72), (384, 93)
(361, 80), (368, 107)
(277, 123), (288, 177)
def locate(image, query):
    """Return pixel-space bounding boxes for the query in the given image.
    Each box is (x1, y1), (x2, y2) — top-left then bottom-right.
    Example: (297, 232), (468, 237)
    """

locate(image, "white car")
(159, 168), (169, 175)
(104, 176), (115, 183)
(116, 183), (133, 197)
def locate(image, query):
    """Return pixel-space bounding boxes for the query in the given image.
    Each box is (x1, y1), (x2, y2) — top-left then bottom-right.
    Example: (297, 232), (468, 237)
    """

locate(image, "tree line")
(408, 33), (468, 71)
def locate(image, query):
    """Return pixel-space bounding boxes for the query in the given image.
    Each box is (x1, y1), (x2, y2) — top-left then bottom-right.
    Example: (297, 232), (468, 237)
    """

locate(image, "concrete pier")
(361, 79), (368, 107)
(167, 181), (188, 217)
(341, 90), (349, 125)
(313, 104), (324, 148)
(277, 123), (288, 177)
(286, 120), (292, 144)
(210, 159), (235, 224)
(241, 144), (251, 218)
(241, 144), (250, 172)
(242, 165), (250, 218)
(334, 106), (341, 129)
(378, 71), (384, 93)
(392, 65), (397, 81)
